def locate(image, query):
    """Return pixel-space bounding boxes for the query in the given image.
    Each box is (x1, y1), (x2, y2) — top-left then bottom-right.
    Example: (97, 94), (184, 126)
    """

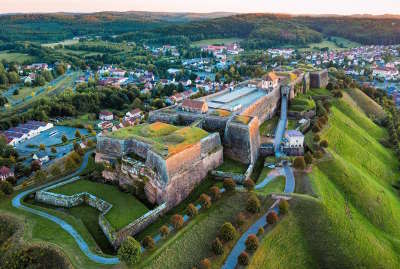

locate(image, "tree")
(187, 203), (198, 217)
(51, 147), (57, 154)
(42, 70), (53, 82)
(246, 195), (261, 213)
(199, 258), (211, 269)
(7, 71), (19, 84)
(117, 236), (141, 266)
(257, 227), (264, 236)
(50, 165), (61, 176)
(199, 193), (212, 209)
(0, 72), (9, 85)
(293, 157), (306, 170)
(33, 170), (47, 183)
(0, 181), (13, 195)
(243, 179), (255, 191)
(238, 252), (249, 266)
(313, 134), (320, 142)
(142, 236), (155, 250)
(266, 211), (279, 225)
(6, 176), (17, 186)
(304, 151), (313, 165)
(39, 144), (46, 151)
(171, 214), (184, 230)
(223, 178), (236, 191)
(212, 237), (224, 255)
(220, 222), (236, 242)
(56, 64), (66, 75)
(320, 140), (329, 148)
(160, 225), (169, 238)
(209, 186), (221, 200)
(31, 160), (41, 172)
(245, 234), (259, 252)
(279, 199), (289, 215)
(61, 135), (68, 144)
(75, 130), (81, 138)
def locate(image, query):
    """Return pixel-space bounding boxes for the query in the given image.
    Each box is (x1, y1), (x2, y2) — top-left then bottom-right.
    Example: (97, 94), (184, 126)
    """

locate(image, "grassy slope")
(344, 88), (386, 120)
(51, 179), (149, 230)
(250, 95), (400, 268)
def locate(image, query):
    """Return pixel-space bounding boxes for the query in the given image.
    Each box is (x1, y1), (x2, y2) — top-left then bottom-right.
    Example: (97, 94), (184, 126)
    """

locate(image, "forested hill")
(1, 12), (400, 48)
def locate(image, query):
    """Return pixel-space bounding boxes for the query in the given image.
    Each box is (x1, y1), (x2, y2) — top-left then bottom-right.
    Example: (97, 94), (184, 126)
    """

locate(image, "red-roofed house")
(99, 110), (113, 121)
(181, 99), (208, 114)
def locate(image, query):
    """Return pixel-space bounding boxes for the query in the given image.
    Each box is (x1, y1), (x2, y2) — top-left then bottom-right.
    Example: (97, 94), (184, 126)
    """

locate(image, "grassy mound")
(344, 88), (386, 120)
(250, 95), (400, 268)
(289, 94), (316, 112)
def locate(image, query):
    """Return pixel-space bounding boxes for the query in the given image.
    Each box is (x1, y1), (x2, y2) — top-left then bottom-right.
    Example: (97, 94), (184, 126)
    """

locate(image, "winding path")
(11, 150), (120, 265)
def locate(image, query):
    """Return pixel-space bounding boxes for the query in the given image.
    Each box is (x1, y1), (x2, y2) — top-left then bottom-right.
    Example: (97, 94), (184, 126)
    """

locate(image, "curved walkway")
(11, 150), (120, 265)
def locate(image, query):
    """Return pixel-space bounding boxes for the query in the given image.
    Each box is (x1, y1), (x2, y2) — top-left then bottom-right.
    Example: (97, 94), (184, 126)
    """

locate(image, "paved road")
(11, 150), (120, 265)
(274, 95), (288, 157)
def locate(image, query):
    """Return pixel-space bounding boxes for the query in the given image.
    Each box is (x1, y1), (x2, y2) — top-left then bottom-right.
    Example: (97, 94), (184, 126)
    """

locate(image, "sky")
(1, 0), (400, 15)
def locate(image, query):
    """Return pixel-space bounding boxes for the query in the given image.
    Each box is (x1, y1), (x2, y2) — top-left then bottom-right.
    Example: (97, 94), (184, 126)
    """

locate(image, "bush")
(209, 186), (221, 200)
(171, 214), (184, 230)
(199, 193), (212, 209)
(160, 225), (169, 238)
(246, 195), (261, 213)
(312, 124), (321, 133)
(31, 160), (41, 172)
(75, 130), (81, 138)
(320, 140), (329, 148)
(293, 156), (306, 170)
(238, 251), (250, 266)
(51, 147), (57, 154)
(223, 178), (236, 191)
(6, 176), (17, 186)
(212, 237), (224, 255)
(61, 135), (68, 144)
(0, 181), (13, 195)
(279, 199), (289, 215)
(304, 152), (313, 165)
(220, 222), (236, 242)
(314, 150), (324, 159)
(333, 90), (343, 98)
(266, 211), (279, 225)
(117, 236), (141, 266)
(142, 235), (155, 250)
(236, 212), (246, 226)
(199, 258), (211, 269)
(187, 203), (198, 217)
(257, 227), (264, 236)
(245, 234), (259, 252)
(243, 179), (255, 191)
(50, 165), (62, 176)
(313, 134), (321, 142)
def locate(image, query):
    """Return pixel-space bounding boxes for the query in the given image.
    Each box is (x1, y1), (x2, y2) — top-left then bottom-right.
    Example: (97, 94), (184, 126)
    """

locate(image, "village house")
(285, 130), (304, 148)
(99, 110), (113, 121)
(181, 99), (208, 114)
(124, 109), (144, 122)
(258, 72), (279, 91)
(0, 166), (13, 181)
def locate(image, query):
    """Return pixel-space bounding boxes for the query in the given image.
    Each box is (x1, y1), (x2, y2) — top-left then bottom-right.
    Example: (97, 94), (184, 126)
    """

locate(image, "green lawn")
(191, 38), (242, 47)
(289, 94), (316, 112)
(216, 157), (248, 174)
(0, 51), (37, 63)
(343, 88), (386, 120)
(255, 175), (285, 196)
(298, 37), (360, 52)
(50, 179), (149, 230)
(259, 116), (279, 137)
(250, 94), (400, 268)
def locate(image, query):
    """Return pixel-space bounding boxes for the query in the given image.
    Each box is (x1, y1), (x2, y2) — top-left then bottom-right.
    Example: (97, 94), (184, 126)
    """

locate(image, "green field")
(216, 156), (248, 174)
(42, 39), (79, 48)
(51, 179), (149, 230)
(107, 122), (209, 157)
(0, 50), (37, 63)
(298, 37), (360, 52)
(343, 88), (386, 120)
(191, 38), (242, 47)
(289, 93), (316, 112)
(255, 175), (285, 196)
(250, 93), (400, 268)
(259, 116), (279, 137)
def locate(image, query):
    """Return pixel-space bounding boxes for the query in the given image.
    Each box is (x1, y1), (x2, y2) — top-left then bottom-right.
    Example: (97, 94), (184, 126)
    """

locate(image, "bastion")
(96, 122), (223, 208)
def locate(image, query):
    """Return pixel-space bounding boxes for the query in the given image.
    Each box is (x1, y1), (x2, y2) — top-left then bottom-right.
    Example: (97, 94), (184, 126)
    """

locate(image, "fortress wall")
(177, 112), (204, 125)
(148, 111), (180, 125)
(202, 116), (229, 134)
(240, 87), (281, 125)
(145, 150), (169, 185)
(200, 132), (222, 156)
(96, 135), (124, 158)
(165, 142), (202, 179)
(124, 139), (151, 159)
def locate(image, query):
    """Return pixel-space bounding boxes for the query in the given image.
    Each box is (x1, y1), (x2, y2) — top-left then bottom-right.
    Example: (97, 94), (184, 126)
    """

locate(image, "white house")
(99, 111), (113, 121)
(285, 130), (304, 148)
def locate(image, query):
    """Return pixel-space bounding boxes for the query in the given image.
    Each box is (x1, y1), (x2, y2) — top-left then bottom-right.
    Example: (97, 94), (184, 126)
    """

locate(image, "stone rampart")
(310, 69), (329, 89)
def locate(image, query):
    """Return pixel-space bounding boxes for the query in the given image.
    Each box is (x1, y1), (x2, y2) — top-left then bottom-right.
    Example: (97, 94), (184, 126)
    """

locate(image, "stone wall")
(287, 109), (316, 120)
(259, 144), (274, 157)
(283, 147), (304, 156)
(310, 69), (329, 89)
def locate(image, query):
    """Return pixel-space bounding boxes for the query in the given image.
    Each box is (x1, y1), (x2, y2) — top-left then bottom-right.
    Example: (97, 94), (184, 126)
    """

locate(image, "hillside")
(249, 94), (400, 268)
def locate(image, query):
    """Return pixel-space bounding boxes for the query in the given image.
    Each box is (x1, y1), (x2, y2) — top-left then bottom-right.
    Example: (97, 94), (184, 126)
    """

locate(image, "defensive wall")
(310, 69), (329, 89)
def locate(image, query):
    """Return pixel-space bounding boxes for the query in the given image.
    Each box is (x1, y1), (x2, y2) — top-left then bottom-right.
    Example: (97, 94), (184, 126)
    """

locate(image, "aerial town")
(1, 3), (400, 269)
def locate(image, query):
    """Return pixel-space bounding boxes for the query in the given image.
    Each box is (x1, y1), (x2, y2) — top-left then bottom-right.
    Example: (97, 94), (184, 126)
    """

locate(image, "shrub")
(199, 258), (211, 269)
(304, 152), (313, 165)
(209, 186), (221, 200)
(50, 165), (62, 176)
(314, 150), (324, 159)
(236, 212), (246, 226)
(160, 225), (169, 238)
(6, 176), (16, 186)
(266, 211), (279, 225)
(51, 146), (57, 154)
(199, 193), (212, 209)
(187, 203), (198, 217)
(313, 134), (321, 142)
(0, 181), (13, 195)
(61, 135), (68, 144)
(142, 236), (155, 250)
(312, 124), (321, 133)
(279, 199), (289, 215)
(223, 178), (236, 191)
(39, 144), (46, 151)
(171, 214), (184, 230)
(117, 236), (141, 266)
(238, 251), (250, 266)
(246, 195), (261, 213)
(31, 160), (41, 172)
(245, 234), (259, 252)
(243, 179), (255, 191)
(212, 237), (224, 255)
(320, 140), (329, 148)
(75, 130), (81, 138)
(293, 157), (306, 170)
(220, 222), (236, 242)
(257, 227), (264, 236)
(333, 90), (343, 98)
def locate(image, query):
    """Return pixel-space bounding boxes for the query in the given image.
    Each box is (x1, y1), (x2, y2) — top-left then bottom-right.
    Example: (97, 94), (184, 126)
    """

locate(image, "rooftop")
(105, 122), (209, 158)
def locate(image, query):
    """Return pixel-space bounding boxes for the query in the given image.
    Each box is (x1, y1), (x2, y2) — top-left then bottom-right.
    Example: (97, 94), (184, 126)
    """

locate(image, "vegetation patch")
(233, 115), (251, 125)
(210, 109), (231, 117)
(216, 157), (248, 174)
(290, 94), (316, 112)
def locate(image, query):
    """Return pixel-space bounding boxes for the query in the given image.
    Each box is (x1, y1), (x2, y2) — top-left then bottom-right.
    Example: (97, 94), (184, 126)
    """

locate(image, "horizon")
(1, 0), (400, 15)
